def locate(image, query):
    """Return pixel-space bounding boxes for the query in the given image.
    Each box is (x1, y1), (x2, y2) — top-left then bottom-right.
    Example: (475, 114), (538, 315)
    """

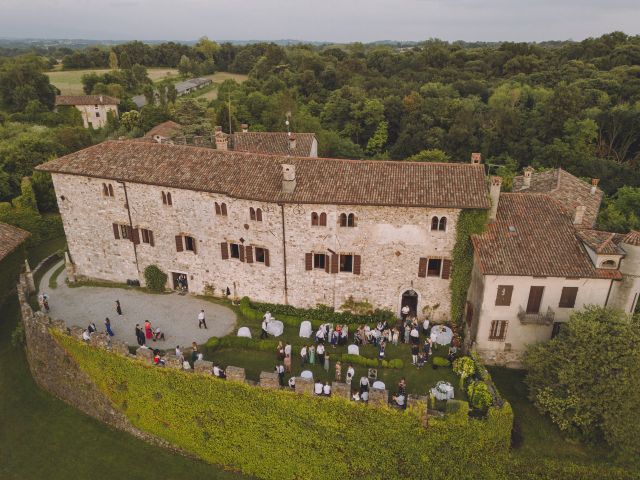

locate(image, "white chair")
(182, 361), (191, 370)
(347, 344), (360, 356)
(237, 327), (252, 338)
(372, 381), (385, 390)
(299, 321), (312, 338)
(267, 320), (284, 337)
(300, 370), (313, 380)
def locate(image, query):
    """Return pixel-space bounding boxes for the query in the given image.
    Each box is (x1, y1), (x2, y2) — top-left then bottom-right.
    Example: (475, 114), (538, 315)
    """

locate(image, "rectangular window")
(255, 247), (266, 263)
(230, 243), (240, 259)
(495, 285), (514, 306)
(184, 236), (196, 252)
(313, 253), (325, 269)
(427, 258), (442, 277)
(119, 224), (130, 239)
(95, 112), (100, 118)
(558, 287), (578, 308)
(141, 228), (153, 245)
(339, 254), (353, 273)
(489, 320), (508, 341)
(526, 286), (545, 314)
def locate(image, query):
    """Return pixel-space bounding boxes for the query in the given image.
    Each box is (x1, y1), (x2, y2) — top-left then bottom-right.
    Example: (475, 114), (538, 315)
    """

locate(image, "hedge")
(0, 245), (26, 303)
(53, 330), (514, 480)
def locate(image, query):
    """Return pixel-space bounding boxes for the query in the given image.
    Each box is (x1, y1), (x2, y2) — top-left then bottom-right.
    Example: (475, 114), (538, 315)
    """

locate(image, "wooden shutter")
(246, 246), (254, 263)
(175, 235), (183, 252)
(495, 285), (513, 306)
(238, 244), (245, 262)
(221, 203), (227, 216)
(305, 253), (313, 271)
(331, 253), (339, 273)
(320, 212), (327, 226)
(264, 249), (270, 267)
(131, 228), (140, 245)
(250, 208), (255, 221)
(526, 286), (544, 314)
(215, 202), (221, 215)
(441, 259), (452, 279)
(353, 255), (361, 275)
(256, 209), (262, 221)
(112, 223), (120, 239)
(559, 287), (578, 308)
(325, 254), (330, 273)
(148, 230), (154, 247)
(220, 242), (229, 260)
(418, 258), (427, 278)
(191, 238), (197, 255)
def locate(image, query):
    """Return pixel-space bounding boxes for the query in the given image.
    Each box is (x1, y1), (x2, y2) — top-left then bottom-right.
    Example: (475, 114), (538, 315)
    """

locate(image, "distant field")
(196, 72), (249, 100)
(47, 68), (179, 95)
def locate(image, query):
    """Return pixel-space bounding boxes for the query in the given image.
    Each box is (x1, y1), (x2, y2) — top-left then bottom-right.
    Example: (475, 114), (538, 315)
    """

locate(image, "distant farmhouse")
(144, 121), (183, 143)
(132, 77), (212, 108)
(55, 95), (119, 129)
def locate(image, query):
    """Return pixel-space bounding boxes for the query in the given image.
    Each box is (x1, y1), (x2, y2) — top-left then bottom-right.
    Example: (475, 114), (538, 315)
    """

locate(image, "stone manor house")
(37, 141), (640, 365)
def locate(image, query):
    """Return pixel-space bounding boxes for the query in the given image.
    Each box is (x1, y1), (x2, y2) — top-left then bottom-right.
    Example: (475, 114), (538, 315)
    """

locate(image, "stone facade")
(73, 103), (119, 129)
(52, 172), (461, 320)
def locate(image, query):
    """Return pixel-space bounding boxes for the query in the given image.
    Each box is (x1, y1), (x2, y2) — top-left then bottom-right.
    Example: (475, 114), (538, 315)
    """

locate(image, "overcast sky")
(2, 0), (639, 43)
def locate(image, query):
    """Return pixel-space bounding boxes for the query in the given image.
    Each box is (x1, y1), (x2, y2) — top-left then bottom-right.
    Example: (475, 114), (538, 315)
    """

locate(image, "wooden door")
(526, 286), (544, 314)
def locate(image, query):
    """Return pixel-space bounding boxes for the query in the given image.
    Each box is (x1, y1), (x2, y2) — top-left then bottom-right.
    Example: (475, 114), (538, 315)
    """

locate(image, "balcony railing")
(517, 306), (555, 326)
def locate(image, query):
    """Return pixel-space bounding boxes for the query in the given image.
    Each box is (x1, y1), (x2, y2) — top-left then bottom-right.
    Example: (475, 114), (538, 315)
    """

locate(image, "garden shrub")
(445, 399), (469, 424)
(432, 356), (450, 367)
(52, 330), (514, 480)
(468, 381), (493, 411)
(143, 264), (167, 292)
(249, 300), (395, 325)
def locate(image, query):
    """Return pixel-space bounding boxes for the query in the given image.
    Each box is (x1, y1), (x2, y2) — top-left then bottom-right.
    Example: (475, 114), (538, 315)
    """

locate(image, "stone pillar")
(111, 340), (130, 356)
(225, 366), (246, 383)
(331, 382), (351, 400)
(259, 371), (280, 389)
(194, 359), (213, 374)
(164, 354), (182, 369)
(90, 332), (110, 349)
(295, 377), (314, 395)
(24, 259), (35, 293)
(65, 252), (76, 283)
(135, 347), (154, 364)
(369, 388), (389, 407)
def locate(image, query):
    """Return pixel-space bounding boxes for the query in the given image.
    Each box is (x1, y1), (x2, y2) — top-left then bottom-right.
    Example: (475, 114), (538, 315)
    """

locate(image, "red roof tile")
(145, 121), (183, 139)
(576, 229), (626, 255)
(55, 95), (120, 106)
(36, 140), (490, 209)
(0, 222), (30, 261)
(231, 132), (316, 157)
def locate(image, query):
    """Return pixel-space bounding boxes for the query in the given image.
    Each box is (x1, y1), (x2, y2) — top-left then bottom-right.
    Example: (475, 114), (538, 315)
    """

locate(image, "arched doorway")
(401, 290), (418, 317)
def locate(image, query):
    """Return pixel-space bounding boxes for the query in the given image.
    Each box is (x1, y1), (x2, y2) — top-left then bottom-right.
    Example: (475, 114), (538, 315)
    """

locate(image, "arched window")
(601, 259), (617, 268)
(339, 213), (348, 227)
(311, 212), (319, 226)
(319, 212), (327, 226)
(256, 208), (263, 222)
(166, 192), (172, 206)
(215, 202), (221, 215)
(162, 192), (167, 204)
(347, 213), (356, 227)
(438, 217), (447, 231)
(102, 183), (108, 196)
(431, 216), (439, 231)
(221, 203), (227, 216)
(108, 184), (114, 197)
(250, 207), (256, 221)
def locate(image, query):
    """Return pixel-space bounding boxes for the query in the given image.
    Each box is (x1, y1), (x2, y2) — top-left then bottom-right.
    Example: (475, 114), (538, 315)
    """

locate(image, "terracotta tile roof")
(513, 169), (603, 228)
(35, 140), (490, 209)
(623, 230), (640, 246)
(0, 222), (30, 262)
(55, 95), (120, 106)
(472, 193), (621, 279)
(576, 230), (626, 255)
(231, 132), (316, 157)
(145, 121), (183, 139)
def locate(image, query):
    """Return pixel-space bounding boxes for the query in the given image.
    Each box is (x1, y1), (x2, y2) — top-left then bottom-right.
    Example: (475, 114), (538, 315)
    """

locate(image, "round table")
(430, 381), (454, 400)
(431, 325), (453, 345)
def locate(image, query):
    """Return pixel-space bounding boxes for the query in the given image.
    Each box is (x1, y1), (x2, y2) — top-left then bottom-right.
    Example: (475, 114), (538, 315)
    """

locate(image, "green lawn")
(195, 72), (249, 100)
(47, 68), (179, 95)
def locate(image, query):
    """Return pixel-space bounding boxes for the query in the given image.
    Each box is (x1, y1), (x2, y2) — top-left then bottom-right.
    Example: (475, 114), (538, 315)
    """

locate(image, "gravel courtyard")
(38, 261), (236, 348)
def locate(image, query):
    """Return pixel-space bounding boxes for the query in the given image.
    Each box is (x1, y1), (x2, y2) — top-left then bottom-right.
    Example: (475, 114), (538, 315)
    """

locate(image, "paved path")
(39, 261), (236, 349)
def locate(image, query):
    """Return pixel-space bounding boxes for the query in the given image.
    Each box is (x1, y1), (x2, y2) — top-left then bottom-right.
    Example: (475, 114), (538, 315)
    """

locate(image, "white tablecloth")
(237, 327), (252, 338)
(431, 325), (453, 345)
(431, 382), (454, 400)
(266, 320), (284, 337)
(299, 321), (312, 338)
(347, 344), (360, 356)
(372, 381), (385, 390)
(300, 370), (313, 379)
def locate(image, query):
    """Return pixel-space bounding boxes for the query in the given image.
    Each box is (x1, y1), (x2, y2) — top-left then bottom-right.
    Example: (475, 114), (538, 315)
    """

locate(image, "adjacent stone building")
(144, 121), (183, 143)
(55, 95), (120, 129)
(214, 125), (318, 157)
(466, 171), (640, 367)
(37, 141), (489, 320)
(0, 222), (30, 301)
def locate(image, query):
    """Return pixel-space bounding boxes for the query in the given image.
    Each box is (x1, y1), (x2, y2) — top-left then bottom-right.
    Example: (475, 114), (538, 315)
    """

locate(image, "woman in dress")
(144, 320), (153, 341)
(309, 345), (316, 364)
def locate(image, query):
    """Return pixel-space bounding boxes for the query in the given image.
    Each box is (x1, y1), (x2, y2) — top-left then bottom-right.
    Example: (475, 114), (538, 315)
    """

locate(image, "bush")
(432, 356), (450, 367)
(445, 399), (469, 424)
(468, 381), (493, 411)
(249, 300), (395, 325)
(143, 264), (167, 292)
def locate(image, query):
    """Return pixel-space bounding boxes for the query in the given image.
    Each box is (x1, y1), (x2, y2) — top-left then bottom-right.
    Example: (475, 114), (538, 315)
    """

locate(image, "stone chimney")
(214, 126), (228, 151)
(99, 95), (103, 103)
(489, 176), (502, 221)
(471, 152), (481, 164)
(591, 178), (599, 195)
(282, 164), (296, 193)
(288, 133), (296, 151)
(573, 205), (586, 226)
(523, 166), (534, 189)
(241, 123), (249, 133)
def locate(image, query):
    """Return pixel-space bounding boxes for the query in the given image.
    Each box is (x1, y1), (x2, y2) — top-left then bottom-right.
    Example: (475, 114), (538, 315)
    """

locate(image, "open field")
(47, 68), (179, 95)
(195, 72), (249, 100)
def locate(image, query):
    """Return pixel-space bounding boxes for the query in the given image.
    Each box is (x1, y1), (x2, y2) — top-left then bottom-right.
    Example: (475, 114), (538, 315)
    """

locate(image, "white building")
(55, 95), (119, 129)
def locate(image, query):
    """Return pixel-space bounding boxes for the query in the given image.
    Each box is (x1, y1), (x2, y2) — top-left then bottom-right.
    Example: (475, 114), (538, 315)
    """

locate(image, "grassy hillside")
(47, 68), (179, 95)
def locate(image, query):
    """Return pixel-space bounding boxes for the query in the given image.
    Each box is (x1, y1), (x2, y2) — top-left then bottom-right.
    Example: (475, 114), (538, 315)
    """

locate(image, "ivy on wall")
(450, 209), (488, 326)
(52, 330), (513, 480)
